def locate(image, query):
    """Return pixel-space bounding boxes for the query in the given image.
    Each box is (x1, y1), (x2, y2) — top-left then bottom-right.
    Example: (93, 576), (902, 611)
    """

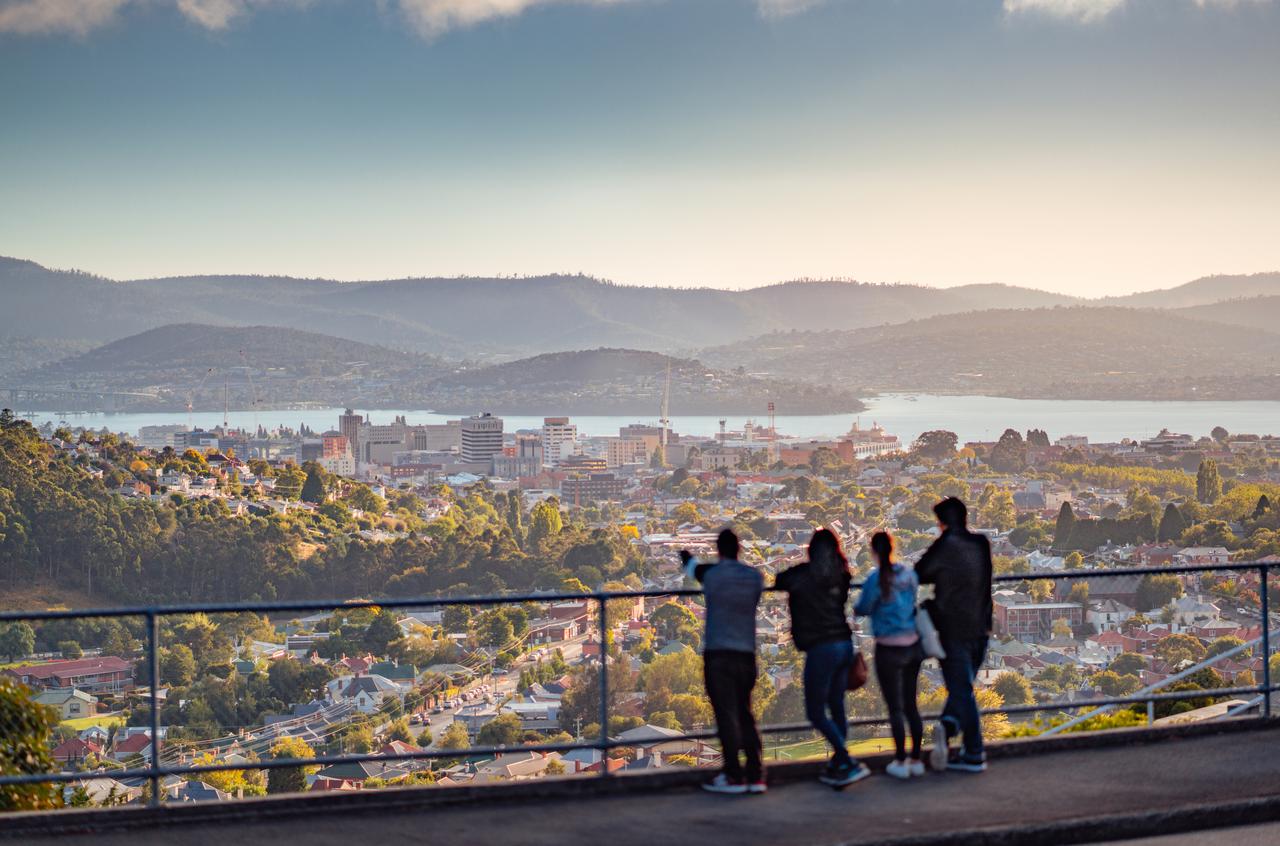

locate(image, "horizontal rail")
(0, 561), (1269, 623)
(1, 560), (1272, 803)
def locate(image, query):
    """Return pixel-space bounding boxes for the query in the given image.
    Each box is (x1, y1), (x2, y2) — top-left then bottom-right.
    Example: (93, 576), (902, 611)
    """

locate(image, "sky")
(1, 0), (1278, 296)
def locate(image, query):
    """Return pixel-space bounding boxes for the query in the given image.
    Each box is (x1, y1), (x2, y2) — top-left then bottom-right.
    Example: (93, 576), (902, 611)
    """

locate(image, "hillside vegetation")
(702, 307), (1280, 401)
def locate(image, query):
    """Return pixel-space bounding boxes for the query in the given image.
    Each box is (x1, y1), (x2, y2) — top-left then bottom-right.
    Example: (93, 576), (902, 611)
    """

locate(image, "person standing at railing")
(916, 497), (994, 774)
(854, 531), (925, 780)
(774, 528), (870, 788)
(680, 529), (766, 795)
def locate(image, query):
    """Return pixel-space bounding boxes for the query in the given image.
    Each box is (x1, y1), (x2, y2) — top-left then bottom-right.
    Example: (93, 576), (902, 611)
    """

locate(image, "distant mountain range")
(4, 255), (1280, 406)
(12, 325), (860, 415)
(0, 256), (1082, 357)
(702, 307), (1280, 402)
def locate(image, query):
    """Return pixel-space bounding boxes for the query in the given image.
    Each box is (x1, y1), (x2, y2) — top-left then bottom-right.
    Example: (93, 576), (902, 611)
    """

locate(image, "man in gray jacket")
(680, 529), (765, 794)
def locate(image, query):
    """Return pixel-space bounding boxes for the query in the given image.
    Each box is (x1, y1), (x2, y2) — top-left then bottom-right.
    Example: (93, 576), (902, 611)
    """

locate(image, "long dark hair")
(871, 531), (895, 602)
(808, 528), (848, 586)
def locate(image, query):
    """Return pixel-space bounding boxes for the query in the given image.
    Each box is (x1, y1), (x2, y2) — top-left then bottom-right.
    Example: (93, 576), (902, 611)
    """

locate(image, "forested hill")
(701, 307), (1280, 401)
(28, 323), (440, 375)
(1104, 272), (1280, 309)
(13, 329), (859, 414)
(1, 256), (1076, 356)
(0, 413), (647, 608)
(14, 324), (448, 411)
(425, 347), (865, 414)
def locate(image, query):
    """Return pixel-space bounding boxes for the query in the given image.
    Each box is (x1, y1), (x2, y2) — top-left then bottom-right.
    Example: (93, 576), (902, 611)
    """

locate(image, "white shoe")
(929, 721), (950, 772)
(908, 759), (926, 777)
(885, 760), (912, 780)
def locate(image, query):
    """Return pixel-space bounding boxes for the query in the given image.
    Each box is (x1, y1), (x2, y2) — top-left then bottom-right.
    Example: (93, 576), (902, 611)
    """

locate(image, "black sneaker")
(820, 761), (872, 788)
(946, 753), (987, 774)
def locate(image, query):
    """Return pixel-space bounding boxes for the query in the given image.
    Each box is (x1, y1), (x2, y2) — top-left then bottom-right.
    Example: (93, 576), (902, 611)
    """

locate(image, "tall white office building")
(540, 417), (578, 467)
(461, 413), (504, 465)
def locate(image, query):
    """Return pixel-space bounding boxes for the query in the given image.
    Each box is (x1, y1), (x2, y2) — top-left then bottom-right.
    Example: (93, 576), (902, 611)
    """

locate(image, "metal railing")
(0, 560), (1274, 808)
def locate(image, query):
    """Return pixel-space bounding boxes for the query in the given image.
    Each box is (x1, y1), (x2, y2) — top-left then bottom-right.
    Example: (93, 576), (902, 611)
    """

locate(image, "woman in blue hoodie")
(854, 531), (926, 779)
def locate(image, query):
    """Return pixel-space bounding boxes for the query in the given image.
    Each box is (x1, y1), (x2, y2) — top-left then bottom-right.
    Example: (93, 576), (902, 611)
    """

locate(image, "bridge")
(2, 561), (1277, 844)
(2, 385), (161, 413)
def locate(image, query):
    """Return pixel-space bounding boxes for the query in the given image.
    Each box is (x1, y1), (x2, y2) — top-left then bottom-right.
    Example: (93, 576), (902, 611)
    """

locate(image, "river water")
(18, 394), (1280, 444)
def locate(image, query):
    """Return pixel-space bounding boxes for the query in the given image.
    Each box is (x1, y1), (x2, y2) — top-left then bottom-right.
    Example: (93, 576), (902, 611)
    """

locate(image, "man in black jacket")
(916, 497), (993, 773)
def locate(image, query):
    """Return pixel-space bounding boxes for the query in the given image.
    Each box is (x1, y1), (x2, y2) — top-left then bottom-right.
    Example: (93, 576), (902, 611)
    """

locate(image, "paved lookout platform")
(11, 721), (1280, 846)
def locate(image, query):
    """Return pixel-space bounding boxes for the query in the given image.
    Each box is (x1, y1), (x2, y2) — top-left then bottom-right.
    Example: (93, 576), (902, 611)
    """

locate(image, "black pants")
(874, 641), (925, 760)
(703, 650), (763, 781)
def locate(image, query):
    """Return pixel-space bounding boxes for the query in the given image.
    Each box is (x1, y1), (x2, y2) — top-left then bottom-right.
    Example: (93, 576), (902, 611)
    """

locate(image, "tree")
(363, 611), (404, 655)
(1055, 502), (1077, 548)
(911, 430), (958, 462)
(57, 640), (83, 659)
(650, 602), (700, 646)
(671, 502), (701, 525)
(1134, 574), (1184, 611)
(1155, 634), (1206, 666)
(1211, 426), (1229, 442)
(1067, 580), (1089, 607)
(475, 609), (515, 648)
(0, 677), (60, 811)
(1254, 495), (1272, 519)
(300, 463), (327, 505)
(1064, 551), (1084, 571)
(439, 720), (470, 751)
(161, 644), (197, 687)
(991, 671), (1032, 706)
(1026, 429), (1050, 448)
(989, 429), (1027, 473)
(475, 712), (523, 747)
(1028, 580), (1053, 603)
(1196, 459), (1222, 504)
(1205, 635), (1249, 660)
(347, 484), (387, 515)
(385, 717), (414, 744)
(273, 465), (306, 501)
(1109, 653), (1146, 676)
(527, 501), (563, 549)
(1091, 670), (1141, 697)
(977, 484), (1016, 531)
(343, 724), (375, 753)
(0, 622), (35, 662)
(266, 737), (316, 794)
(1157, 503), (1186, 543)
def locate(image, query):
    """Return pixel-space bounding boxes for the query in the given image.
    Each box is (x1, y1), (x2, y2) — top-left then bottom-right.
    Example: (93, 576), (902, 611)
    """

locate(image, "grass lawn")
(60, 713), (126, 731)
(767, 735), (899, 761)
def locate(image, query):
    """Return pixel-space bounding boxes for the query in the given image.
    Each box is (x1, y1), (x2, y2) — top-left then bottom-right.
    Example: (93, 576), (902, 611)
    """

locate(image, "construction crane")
(658, 362), (671, 468)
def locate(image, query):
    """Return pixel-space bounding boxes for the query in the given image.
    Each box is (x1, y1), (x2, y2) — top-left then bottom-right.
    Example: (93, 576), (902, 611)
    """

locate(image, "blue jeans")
(803, 638), (854, 767)
(939, 637), (989, 759)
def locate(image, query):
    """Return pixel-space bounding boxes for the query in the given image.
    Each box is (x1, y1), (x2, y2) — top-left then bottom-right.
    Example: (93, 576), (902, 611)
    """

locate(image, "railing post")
(146, 610), (161, 807)
(1262, 564), (1271, 720)
(597, 594), (609, 777)
(1146, 699), (1154, 726)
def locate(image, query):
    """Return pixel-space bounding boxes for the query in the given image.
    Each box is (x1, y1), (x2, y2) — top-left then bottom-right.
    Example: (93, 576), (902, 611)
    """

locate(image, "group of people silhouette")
(680, 496), (994, 794)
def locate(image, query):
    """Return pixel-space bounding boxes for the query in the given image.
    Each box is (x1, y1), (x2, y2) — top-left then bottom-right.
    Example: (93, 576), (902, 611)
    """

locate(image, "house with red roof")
(5, 656), (134, 694)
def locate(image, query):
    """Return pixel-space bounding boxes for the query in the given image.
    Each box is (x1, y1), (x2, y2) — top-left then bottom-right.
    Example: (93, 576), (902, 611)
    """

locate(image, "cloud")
(1003, 0), (1273, 23)
(0, 0), (129, 35)
(1002, 0), (1126, 22)
(394, 0), (628, 38)
(0, 0), (307, 35)
(756, 0), (825, 20)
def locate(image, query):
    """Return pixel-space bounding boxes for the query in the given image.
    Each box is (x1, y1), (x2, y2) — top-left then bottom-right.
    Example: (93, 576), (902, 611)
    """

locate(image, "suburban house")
(34, 687), (98, 720)
(6, 656), (134, 694)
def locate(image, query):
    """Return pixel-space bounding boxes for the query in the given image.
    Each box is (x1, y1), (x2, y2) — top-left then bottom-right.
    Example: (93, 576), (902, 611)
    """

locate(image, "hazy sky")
(1, 0), (1278, 296)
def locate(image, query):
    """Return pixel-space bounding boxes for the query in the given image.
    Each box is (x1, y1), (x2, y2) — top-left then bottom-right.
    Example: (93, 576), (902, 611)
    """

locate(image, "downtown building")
(461, 413), (504, 465)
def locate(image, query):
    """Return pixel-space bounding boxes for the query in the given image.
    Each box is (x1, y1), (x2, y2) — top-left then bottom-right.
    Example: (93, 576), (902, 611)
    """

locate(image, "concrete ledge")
(854, 795), (1280, 846)
(5, 716), (1278, 841)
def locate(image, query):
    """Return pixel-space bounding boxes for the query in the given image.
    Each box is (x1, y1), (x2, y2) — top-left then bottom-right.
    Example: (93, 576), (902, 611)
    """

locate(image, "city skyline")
(3, 0), (1278, 296)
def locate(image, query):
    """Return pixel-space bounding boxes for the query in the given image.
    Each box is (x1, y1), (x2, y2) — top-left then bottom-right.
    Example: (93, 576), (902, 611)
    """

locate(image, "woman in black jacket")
(774, 529), (869, 787)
